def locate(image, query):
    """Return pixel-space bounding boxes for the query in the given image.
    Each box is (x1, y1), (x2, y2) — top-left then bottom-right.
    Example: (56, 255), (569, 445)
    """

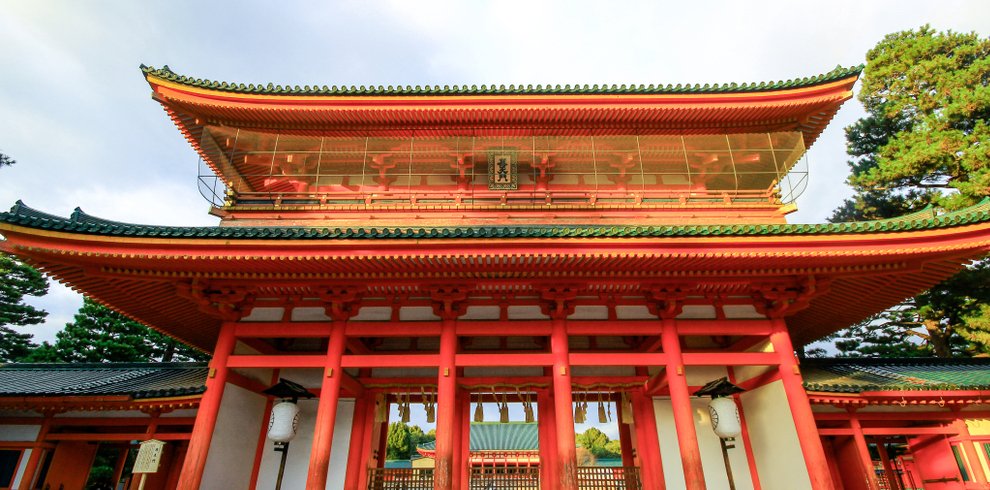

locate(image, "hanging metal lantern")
(267, 400), (301, 443)
(708, 396), (742, 439)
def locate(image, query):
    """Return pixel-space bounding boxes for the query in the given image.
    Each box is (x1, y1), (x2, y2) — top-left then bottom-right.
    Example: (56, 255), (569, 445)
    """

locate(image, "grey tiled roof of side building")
(801, 357), (990, 393)
(0, 362), (208, 399)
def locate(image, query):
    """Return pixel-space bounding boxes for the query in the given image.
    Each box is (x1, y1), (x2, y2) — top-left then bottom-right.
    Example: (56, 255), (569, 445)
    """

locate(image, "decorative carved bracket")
(644, 284), (694, 319)
(428, 284), (471, 320)
(176, 280), (255, 322)
(316, 285), (365, 321)
(752, 276), (831, 318)
(538, 284), (582, 320)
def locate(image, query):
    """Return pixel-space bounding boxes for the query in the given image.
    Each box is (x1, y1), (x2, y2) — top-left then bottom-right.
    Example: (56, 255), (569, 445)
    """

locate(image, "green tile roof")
(418, 422), (538, 452)
(2, 199), (989, 241)
(801, 358), (990, 393)
(0, 362), (208, 399)
(141, 64), (863, 97)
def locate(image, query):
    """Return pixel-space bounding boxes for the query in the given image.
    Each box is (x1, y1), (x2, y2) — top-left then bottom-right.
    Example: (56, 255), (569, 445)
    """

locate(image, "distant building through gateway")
(1, 65), (990, 489)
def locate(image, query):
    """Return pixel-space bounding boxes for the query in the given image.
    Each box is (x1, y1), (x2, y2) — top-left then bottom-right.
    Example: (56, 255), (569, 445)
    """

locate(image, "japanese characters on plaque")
(487, 149), (518, 190)
(133, 439), (166, 474)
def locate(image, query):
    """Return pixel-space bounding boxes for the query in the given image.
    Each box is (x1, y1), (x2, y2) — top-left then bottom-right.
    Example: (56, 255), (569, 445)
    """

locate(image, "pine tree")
(0, 151), (13, 168)
(0, 253), (47, 361)
(826, 26), (990, 357)
(25, 297), (207, 363)
(385, 422), (411, 460)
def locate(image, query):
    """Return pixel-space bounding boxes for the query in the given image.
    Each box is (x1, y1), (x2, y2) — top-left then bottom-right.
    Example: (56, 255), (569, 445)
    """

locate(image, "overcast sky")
(2, 1), (989, 345)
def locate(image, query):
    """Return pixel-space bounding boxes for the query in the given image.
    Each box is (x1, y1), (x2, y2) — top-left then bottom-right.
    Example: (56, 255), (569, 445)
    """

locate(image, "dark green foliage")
(25, 297), (208, 363)
(576, 427), (621, 459)
(385, 423), (435, 460)
(0, 253), (47, 361)
(827, 26), (990, 357)
(0, 152), (13, 168)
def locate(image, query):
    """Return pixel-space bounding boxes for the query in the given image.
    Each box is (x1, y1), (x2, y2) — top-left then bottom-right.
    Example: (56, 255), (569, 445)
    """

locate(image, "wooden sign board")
(132, 439), (166, 474)
(488, 150), (517, 190)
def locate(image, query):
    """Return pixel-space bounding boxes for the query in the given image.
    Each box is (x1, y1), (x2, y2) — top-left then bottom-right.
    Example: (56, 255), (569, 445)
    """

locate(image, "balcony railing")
(367, 468), (434, 490)
(577, 466), (643, 490)
(469, 466), (540, 489)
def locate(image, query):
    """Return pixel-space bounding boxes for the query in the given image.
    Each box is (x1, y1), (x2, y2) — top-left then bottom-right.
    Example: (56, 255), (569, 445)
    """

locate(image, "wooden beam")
(644, 369), (669, 395)
(347, 322), (442, 338)
(227, 354), (327, 368)
(235, 322), (329, 338)
(814, 411), (990, 421)
(455, 353), (553, 367)
(341, 354), (440, 368)
(681, 352), (779, 366)
(227, 370), (268, 393)
(567, 321), (660, 337)
(45, 432), (192, 441)
(569, 352), (667, 366)
(676, 320), (773, 336)
(817, 426), (958, 436)
(458, 321), (552, 337)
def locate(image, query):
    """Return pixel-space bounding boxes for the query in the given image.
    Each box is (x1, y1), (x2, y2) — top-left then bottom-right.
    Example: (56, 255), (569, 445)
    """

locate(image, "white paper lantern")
(267, 401), (300, 443)
(708, 397), (741, 439)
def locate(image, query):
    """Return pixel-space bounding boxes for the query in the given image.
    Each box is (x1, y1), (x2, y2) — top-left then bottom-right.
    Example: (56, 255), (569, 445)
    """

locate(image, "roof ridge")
(4, 198), (989, 240)
(0, 361), (209, 370)
(141, 64), (864, 97)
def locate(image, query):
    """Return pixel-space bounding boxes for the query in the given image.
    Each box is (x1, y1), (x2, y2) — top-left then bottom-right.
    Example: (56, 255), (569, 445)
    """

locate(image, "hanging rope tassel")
(598, 392), (608, 424)
(524, 393), (535, 423)
(620, 391), (634, 425)
(401, 392), (411, 423)
(423, 388), (436, 424)
(574, 393), (586, 424)
(474, 394), (485, 422)
(499, 392), (509, 423)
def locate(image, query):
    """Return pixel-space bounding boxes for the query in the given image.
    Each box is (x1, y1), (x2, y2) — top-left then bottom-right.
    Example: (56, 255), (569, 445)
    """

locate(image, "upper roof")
(0, 362), (207, 399)
(144, 64), (860, 150)
(802, 357), (990, 393)
(141, 64), (862, 97)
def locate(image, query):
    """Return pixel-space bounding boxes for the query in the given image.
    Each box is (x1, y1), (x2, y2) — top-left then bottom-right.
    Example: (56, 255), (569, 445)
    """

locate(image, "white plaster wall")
(654, 398), (685, 488)
(202, 383), (267, 489)
(256, 398), (354, 490)
(653, 397), (754, 490)
(739, 380), (811, 490)
(0, 425), (40, 442)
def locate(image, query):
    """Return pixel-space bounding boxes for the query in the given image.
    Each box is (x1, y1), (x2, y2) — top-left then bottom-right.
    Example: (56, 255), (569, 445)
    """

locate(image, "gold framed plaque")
(487, 149), (518, 190)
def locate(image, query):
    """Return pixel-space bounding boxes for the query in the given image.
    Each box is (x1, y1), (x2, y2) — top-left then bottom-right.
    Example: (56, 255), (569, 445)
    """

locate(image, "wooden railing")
(366, 468), (434, 490)
(576, 466), (643, 490)
(469, 466), (541, 489)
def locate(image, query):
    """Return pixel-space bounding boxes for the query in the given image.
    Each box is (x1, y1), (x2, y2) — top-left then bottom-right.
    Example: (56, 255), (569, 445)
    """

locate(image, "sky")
(2, 0), (989, 347)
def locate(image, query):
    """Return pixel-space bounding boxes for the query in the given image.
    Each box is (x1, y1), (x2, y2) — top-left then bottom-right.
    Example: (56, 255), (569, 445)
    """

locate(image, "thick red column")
(769, 319), (836, 490)
(434, 316), (458, 489)
(249, 370), (280, 490)
(343, 394), (369, 490)
(457, 386), (471, 490)
(537, 387), (559, 488)
(875, 437), (901, 490)
(849, 415), (880, 490)
(176, 321), (237, 489)
(551, 315), (579, 490)
(661, 319), (706, 490)
(307, 318), (349, 489)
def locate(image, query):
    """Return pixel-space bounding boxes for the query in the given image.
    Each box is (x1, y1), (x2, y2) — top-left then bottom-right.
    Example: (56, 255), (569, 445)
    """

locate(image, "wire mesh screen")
(195, 129), (809, 209)
(576, 466), (643, 490)
(366, 468), (434, 490)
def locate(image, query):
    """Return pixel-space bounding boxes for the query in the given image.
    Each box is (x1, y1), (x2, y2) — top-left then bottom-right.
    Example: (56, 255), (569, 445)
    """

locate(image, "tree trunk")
(925, 319), (951, 357)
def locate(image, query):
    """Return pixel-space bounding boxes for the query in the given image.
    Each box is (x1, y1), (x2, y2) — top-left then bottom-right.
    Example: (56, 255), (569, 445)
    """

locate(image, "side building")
(1, 65), (989, 490)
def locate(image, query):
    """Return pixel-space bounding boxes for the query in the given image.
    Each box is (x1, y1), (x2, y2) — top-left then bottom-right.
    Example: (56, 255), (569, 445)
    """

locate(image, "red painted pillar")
(457, 386), (471, 490)
(551, 315), (579, 490)
(617, 400), (636, 467)
(769, 318), (836, 490)
(249, 370), (280, 490)
(632, 390), (666, 490)
(537, 387), (559, 488)
(434, 316), (458, 489)
(849, 415), (879, 490)
(343, 394), (369, 490)
(875, 437), (901, 490)
(661, 319), (706, 490)
(17, 414), (51, 490)
(176, 321), (237, 490)
(307, 318), (350, 489)
(953, 418), (988, 485)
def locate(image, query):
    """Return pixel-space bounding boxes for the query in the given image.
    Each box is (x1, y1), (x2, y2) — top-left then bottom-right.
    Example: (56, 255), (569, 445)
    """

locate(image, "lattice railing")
(367, 468), (434, 490)
(576, 466), (643, 490)
(469, 466), (541, 489)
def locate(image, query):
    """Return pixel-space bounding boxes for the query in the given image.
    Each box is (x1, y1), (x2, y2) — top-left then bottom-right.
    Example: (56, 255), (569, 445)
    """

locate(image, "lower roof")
(0, 362), (208, 399)
(801, 357), (990, 393)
